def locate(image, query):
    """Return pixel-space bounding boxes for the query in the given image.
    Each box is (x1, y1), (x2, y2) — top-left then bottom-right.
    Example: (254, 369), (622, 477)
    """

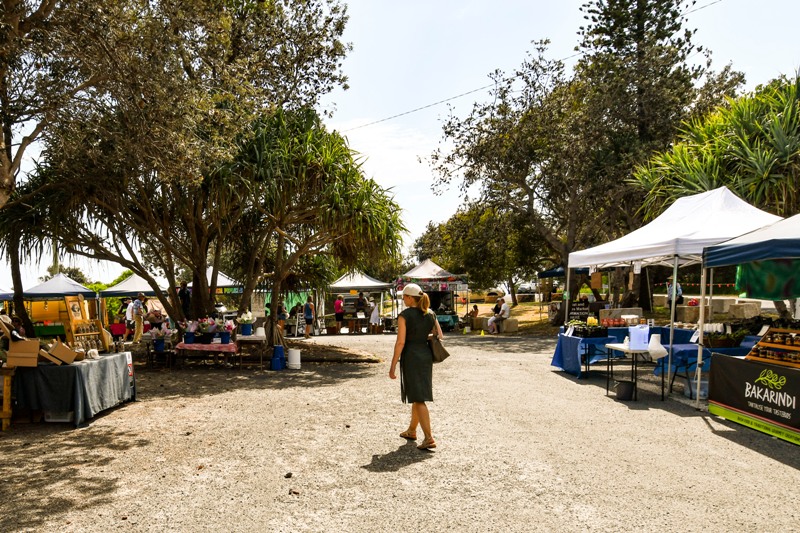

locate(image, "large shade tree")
(11, 0), (352, 319)
(432, 1), (742, 318)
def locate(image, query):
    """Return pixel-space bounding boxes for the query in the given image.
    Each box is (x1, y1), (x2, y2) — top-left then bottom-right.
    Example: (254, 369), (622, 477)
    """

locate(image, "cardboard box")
(38, 350), (63, 366)
(48, 339), (77, 364)
(6, 340), (41, 367)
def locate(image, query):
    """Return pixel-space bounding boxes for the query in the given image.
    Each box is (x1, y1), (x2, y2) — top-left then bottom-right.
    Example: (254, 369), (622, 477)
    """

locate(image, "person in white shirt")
(124, 298), (134, 342)
(369, 299), (381, 333)
(488, 298), (510, 334)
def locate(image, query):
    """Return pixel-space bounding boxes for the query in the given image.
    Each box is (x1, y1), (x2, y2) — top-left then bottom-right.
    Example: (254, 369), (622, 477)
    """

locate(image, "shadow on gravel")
(361, 440), (433, 472)
(0, 425), (150, 531)
(443, 335), (555, 355)
(699, 415), (800, 470)
(134, 362), (375, 401)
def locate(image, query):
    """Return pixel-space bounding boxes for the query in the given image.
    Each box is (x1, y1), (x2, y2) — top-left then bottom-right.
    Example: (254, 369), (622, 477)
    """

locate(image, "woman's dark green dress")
(399, 308), (436, 403)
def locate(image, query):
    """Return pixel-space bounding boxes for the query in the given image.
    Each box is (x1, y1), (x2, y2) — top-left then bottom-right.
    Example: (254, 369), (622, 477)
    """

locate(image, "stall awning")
(23, 273), (96, 299)
(330, 271), (393, 292)
(100, 273), (166, 297)
(569, 187), (781, 269)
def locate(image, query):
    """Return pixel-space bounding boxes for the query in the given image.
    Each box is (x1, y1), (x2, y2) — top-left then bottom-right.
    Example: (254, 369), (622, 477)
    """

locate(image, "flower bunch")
(237, 310), (254, 325)
(197, 317), (217, 333)
(178, 319), (198, 333)
(150, 323), (175, 339)
(223, 320), (235, 332)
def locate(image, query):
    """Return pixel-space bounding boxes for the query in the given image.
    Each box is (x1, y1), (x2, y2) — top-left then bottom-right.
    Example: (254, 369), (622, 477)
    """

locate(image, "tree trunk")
(9, 234), (33, 335)
(775, 300), (793, 320)
(507, 278), (518, 306)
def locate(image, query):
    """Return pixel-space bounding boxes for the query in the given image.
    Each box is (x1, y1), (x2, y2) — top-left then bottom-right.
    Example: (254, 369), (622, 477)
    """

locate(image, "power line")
(343, 83), (497, 132)
(341, 0), (724, 133)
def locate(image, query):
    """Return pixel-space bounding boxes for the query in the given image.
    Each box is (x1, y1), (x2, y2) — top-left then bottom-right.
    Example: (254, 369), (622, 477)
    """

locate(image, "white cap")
(402, 283), (423, 297)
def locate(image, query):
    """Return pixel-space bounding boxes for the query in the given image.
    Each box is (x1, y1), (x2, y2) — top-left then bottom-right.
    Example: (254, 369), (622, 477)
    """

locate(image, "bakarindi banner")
(709, 355), (800, 445)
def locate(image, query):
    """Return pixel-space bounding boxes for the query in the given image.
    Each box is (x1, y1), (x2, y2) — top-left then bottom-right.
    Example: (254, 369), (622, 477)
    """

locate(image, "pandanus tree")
(635, 75), (800, 218)
(224, 108), (405, 346)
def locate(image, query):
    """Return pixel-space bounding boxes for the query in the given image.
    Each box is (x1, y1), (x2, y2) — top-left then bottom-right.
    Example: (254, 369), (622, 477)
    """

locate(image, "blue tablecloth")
(551, 334), (618, 378)
(653, 335), (760, 377)
(654, 343), (711, 377)
(561, 326), (697, 344)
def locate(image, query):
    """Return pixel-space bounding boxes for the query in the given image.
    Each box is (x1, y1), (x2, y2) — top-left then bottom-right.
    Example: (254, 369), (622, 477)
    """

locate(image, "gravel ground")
(1, 333), (799, 532)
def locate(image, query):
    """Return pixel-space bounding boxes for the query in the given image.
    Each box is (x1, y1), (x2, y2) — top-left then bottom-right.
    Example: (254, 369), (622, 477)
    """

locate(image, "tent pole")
(667, 256), (679, 398)
(564, 267), (572, 324)
(695, 265), (708, 409)
(708, 268), (715, 323)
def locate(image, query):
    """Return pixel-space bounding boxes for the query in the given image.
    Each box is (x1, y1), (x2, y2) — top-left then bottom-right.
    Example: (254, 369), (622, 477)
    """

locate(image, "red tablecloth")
(175, 342), (238, 353)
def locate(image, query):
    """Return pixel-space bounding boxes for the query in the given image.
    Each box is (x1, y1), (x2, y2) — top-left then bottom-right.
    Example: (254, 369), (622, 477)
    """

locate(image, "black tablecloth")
(13, 352), (136, 426)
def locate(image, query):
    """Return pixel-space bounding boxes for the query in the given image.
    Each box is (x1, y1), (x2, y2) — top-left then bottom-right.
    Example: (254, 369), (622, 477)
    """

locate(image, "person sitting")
(488, 298), (510, 334)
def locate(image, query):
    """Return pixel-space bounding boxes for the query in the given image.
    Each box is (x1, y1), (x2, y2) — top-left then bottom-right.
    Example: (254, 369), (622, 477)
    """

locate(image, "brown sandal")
(400, 431), (417, 440)
(417, 438), (436, 450)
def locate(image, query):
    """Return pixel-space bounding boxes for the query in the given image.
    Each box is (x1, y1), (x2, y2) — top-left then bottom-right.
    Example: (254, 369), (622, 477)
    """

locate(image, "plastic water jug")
(629, 325), (649, 350)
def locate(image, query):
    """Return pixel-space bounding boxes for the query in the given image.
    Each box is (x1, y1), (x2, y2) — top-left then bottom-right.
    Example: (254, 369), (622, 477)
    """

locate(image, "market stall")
(21, 274), (102, 345)
(702, 213), (800, 444)
(329, 271), (393, 333)
(398, 259), (468, 331)
(12, 351), (136, 427)
(564, 187), (781, 398)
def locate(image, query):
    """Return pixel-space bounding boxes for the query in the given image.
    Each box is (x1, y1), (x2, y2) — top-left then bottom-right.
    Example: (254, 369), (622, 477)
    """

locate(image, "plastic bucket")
(271, 345), (286, 371)
(220, 331), (231, 344)
(615, 380), (635, 401)
(183, 332), (195, 345)
(255, 326), (266, 337)
(287, 348), (301, 369)
(241, 323), (253, 336)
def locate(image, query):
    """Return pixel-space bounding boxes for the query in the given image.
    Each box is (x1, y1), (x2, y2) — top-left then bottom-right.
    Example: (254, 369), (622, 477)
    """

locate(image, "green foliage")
(432, 1), (743, 279)
(635, 75), (800, 217)
(42, 265), (90, 285)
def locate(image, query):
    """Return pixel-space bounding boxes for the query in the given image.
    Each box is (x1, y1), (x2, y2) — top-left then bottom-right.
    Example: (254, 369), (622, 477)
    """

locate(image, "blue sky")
(3, 0), (799, 289)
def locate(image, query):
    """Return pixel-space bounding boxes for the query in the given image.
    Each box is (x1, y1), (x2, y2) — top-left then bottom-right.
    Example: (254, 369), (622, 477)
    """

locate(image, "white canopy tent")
(567, 187), (781, 397)
(330, 271), (393, 291)
(330, 271), (394, 323)
(99, 273), (168, 297)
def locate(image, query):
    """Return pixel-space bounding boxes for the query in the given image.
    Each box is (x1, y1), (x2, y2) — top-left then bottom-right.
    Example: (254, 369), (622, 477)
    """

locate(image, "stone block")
(675, 305), (710, 323)
(729, 302), (761, 319)
(653, 295), (668, 307)
(599, 307), (643, 321)
(501, 318), (519, 333)
(711, 298), (734, 314)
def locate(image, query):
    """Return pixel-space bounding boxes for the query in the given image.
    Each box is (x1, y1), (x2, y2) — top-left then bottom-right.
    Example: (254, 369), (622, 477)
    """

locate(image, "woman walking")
(389, 283), (443, 450)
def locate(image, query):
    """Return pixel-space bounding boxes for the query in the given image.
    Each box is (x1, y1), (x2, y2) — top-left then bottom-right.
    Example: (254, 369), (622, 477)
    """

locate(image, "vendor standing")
(132, 293), (146, 343)
(666, 276), (684, 307)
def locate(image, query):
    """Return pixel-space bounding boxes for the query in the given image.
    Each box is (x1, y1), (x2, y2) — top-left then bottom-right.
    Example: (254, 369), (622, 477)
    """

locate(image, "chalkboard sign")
(568, 301), (591, 322)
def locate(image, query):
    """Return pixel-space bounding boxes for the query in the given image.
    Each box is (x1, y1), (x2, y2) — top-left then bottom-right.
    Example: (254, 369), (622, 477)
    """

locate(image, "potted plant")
(196, 318), (217, 344)
(179, 320), (198, 344)
(220, 320), (235, 344)
(150, 323), (175, 352)
(237, 311), (255, 336)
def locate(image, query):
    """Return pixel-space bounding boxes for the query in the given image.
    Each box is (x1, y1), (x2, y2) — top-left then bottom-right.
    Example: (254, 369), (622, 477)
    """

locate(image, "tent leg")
(695, 267), (708, 409)
(666, 257), (679, 400)
(564, 268), (572, 324)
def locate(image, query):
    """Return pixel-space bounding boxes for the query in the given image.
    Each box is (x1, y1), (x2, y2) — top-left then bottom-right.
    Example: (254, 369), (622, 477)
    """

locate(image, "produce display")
(746, 327), (800, 368)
